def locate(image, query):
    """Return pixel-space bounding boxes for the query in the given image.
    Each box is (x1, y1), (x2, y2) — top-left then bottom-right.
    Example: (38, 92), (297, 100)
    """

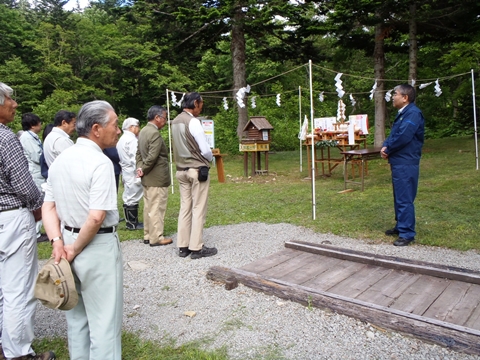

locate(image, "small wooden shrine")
(239, 116), (274, 176)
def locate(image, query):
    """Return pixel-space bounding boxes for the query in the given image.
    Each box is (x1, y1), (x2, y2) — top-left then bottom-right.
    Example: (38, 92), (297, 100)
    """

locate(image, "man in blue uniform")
(381, 84), (425, 246)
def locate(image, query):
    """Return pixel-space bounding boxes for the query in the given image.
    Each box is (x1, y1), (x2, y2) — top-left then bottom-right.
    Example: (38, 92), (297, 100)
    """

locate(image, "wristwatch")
(50, 235), (63, 245)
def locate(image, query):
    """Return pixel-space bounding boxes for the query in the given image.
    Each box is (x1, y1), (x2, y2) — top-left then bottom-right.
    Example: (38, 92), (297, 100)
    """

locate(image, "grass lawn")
(35, 135), (480, 358)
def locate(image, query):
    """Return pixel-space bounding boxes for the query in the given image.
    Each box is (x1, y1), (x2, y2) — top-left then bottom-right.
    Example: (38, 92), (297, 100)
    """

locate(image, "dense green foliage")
(1, 0), (479, 152)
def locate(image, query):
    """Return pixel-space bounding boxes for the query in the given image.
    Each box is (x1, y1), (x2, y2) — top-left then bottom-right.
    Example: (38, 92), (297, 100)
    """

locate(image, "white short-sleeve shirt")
(43, 127), (74, 166)
(44, 138), (119, 228)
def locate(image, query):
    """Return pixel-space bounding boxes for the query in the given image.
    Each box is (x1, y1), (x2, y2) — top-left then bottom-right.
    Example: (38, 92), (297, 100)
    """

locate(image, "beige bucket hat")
(34, 258), (78, 311)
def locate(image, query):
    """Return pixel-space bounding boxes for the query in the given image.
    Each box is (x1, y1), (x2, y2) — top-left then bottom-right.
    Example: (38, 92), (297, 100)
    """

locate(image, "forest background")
(1, 0), (479, 153)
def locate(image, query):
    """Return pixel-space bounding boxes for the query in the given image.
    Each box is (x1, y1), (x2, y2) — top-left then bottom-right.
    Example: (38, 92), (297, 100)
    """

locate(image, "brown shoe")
(12, 351), (56, 360)
(150, 238), (173, 247)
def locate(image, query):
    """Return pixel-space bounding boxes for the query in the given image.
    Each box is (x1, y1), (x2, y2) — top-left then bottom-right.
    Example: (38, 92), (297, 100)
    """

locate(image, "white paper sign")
(262, 130), (268, 141)
(348, 114), (369, 134)
(201, 119), (215, 149)
(314, 117), (337, 131)
(348, 121), (355, 145)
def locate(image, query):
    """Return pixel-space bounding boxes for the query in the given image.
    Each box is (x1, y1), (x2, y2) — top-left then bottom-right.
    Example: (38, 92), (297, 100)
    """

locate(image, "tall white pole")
(299, 86), (302, 172)
(309, 60), (316, 220)
(471, 69), (478, 170)
(166, 89), (175, 193)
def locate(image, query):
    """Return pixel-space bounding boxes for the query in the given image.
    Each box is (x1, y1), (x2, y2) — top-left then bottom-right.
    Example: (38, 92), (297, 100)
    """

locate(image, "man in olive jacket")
(136, 105), (172, 246)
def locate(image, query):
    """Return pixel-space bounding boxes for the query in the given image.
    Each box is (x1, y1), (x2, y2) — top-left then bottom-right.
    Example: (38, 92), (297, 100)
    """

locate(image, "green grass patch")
(32, 332), (228, 360)
(39, 135), (480, 254)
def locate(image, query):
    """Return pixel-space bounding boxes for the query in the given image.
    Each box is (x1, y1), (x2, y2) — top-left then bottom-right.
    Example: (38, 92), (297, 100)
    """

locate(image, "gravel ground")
(35, 222), (480, 359)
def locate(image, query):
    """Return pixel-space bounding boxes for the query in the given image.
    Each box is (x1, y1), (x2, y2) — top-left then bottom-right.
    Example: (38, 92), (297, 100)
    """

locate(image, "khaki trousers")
(143, 186), (169, 244)
(175, 168), (210, 251)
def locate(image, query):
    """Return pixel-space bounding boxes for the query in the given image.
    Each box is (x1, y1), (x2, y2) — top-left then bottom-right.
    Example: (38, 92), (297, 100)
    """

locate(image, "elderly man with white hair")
(0, 83), (55, 360)
(117, 117), (144, 230)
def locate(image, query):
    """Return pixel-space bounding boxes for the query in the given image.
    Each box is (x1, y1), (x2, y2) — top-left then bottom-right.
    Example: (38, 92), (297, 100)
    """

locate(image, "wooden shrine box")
(239, 116), (274, 176)
(241, 116), (273, 144)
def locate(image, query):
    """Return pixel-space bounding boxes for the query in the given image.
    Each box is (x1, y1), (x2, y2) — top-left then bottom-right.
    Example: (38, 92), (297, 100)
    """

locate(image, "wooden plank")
(240, 248), (302, 273)
(356, 270), (421, 307)
(390, 275), (450, 315)
(423, 281), (473, 323)
(327, 264), (392, 298)
(301, 260), (366, 291)
(285, 241), (480, 284)
(280, 255), (343, 285)
(260, 252), (319, 278)
(463, 285), (480, 330)
(206, 266), (480, 355)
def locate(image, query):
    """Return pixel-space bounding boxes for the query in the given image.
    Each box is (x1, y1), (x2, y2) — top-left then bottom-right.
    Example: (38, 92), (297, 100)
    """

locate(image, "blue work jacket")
(383, 102), (425, 165)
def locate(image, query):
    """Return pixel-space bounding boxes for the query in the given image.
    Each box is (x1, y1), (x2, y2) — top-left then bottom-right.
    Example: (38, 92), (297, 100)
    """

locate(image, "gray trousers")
(63, 230), (123, 360)
(0, 208), (37, 359)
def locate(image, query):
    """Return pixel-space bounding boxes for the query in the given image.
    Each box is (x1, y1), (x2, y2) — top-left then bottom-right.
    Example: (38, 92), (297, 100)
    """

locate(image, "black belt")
(64, 225), (116, 234)
(177, 167), (191, 171)
(0, 206), (23, 213)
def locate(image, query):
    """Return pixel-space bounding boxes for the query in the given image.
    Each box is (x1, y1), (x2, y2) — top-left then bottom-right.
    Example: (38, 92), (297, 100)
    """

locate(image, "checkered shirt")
(0, 123), (43, 211)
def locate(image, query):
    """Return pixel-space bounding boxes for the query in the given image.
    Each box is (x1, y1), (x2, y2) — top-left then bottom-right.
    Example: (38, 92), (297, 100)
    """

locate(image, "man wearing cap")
(42, 100), (123, 360)
(0, 83), (55, 360)
(136, 106), (172, 247)
(117, 117), (144, 230)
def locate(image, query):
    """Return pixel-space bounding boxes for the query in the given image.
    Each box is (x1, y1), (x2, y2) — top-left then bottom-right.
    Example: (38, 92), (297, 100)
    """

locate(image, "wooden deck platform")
(207, 241), (480, 355)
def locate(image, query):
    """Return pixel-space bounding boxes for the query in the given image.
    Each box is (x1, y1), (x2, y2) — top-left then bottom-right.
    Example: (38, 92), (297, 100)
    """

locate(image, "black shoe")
(126, 222), (143, 231)
(119, 217), (125, 222)
(190, 246), (218, 259)
(393, 237), (415, 246)
(143, 240), (149, 244)
(179, 247), (192, 258)
(12, 351), (56, 360)
(385, 228), (399, 236)
(37, 234), (49, 243)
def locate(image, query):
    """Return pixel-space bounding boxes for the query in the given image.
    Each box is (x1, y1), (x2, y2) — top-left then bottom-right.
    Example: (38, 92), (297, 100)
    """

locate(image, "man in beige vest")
(171, 92), (217, 259)
(136, 106), (172, 246)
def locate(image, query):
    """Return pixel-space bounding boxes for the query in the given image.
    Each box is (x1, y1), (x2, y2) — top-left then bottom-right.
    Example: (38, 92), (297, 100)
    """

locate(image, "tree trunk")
(373, 22), (386, 147)
(231, 2), (248, 140)
(408, 3), (418, 86)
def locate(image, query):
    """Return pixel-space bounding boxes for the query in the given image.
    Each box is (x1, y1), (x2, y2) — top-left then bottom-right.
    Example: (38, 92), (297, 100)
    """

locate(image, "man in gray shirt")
(19, 113), (48, 242)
